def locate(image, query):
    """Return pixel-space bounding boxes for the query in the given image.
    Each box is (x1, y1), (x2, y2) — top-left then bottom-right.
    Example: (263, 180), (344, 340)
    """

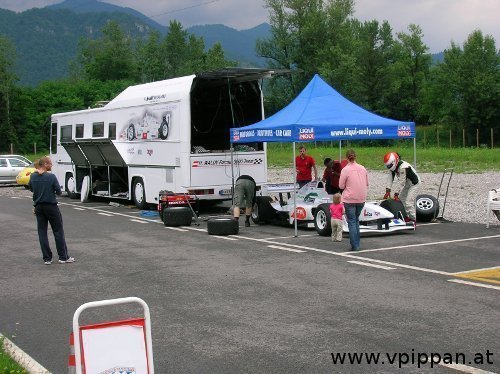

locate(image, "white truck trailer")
(50, 68), (275, 209)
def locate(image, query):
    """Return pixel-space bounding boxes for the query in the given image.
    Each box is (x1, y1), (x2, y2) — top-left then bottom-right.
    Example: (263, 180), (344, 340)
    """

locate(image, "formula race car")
(252, 181), (415, 236)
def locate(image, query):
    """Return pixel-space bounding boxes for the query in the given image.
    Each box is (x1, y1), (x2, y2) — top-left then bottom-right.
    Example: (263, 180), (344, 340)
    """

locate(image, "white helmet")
(384, 152), (399, 172)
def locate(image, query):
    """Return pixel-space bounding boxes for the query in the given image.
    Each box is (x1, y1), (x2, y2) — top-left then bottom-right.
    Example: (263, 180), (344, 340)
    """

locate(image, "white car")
(252, 181), (415, 235)
(0, 156), (31, 184)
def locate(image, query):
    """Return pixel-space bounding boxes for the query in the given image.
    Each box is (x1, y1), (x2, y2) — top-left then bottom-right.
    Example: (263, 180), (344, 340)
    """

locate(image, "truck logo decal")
(191, 158), (263, 167)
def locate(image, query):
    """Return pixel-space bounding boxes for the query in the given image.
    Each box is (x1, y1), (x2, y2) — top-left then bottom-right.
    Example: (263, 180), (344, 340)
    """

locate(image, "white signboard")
(80, 319), (149, 374)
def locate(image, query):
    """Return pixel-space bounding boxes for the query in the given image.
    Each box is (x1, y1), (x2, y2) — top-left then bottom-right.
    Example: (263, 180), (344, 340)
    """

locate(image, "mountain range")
(1, 0), (442, 86)
(0, 0), (270, 86)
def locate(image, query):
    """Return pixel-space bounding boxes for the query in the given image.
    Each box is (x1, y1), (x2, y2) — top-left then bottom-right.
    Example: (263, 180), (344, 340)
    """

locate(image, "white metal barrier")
(72, 297), (154, 374)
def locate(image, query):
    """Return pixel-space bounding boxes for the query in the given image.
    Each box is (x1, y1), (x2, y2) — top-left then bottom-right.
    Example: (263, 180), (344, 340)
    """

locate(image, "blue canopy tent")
(229, 74), (416, 236)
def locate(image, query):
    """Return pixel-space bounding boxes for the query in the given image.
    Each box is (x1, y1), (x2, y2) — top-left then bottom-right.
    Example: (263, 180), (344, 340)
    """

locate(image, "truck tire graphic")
(127, 124), (136, 141)
(158, 114), (170, 140)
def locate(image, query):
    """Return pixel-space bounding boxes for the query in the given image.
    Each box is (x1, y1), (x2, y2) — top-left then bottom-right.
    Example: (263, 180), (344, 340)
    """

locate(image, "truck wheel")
(158, 115), (170, 140)
(132, 178), (147, 210)
(314, 203), (332, 236)
(65, 174), (78, 199)
(127, 124), (136, 141)
(207, 217), (239, 235)
(163, 207), (192, 227)
(251, 196), (274, 224)
(416, 194), (439, 222)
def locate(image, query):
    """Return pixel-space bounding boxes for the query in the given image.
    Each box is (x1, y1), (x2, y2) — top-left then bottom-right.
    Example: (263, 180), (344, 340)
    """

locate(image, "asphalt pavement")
(0, 191), (498, 373)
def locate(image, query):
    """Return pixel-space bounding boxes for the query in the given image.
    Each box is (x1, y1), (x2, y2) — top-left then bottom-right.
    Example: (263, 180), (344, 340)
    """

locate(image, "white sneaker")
(44, 261), (52, 265)
(58, 257), (75, 264)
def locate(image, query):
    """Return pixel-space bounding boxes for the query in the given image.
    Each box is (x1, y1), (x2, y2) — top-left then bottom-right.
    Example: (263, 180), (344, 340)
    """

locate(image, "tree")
(0, 36), (18, 152)
(77, 21), (136, 81)
(351, 20), (395, 115)
(424, 30), (499, 144)
(136, 30), (164, 83)
(390, 24), (431, 122)
(257, 0), (356, 113)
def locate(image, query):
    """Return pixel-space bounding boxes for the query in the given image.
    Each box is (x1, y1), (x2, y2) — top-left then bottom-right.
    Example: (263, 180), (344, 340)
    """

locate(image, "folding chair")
(486, 188), (500, 228)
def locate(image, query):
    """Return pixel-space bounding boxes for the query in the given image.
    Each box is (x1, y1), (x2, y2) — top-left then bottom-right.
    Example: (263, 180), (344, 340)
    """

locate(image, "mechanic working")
(233, 174), (256, 227)
(296, 145), (318, 188)
(383, 152), (421, 223)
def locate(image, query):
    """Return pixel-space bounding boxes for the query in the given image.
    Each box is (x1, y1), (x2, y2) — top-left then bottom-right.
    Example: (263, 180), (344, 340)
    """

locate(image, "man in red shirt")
(296, 146), (317, 188)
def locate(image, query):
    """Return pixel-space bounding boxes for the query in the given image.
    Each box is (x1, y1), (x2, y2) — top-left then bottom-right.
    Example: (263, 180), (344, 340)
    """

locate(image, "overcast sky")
(1, 0), (498, 53)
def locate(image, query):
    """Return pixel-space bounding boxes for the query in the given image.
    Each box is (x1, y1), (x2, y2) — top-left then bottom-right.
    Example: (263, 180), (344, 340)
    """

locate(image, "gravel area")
(2, 169), (499, 225)
(267, 168), (500, 226)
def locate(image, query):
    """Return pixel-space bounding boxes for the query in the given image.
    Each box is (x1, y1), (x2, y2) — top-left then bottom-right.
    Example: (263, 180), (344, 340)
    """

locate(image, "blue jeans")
(344, 202), (365, 250)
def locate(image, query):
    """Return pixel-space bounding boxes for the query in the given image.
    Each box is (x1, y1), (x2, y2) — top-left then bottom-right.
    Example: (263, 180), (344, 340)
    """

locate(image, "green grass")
(266, 144), (499, 173)
(21, 146), (500, 174)
(0, 338), (27, 373)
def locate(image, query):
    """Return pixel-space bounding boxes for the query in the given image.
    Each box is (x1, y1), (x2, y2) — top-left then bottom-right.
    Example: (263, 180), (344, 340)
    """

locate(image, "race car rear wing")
(259, 183), (298, 195)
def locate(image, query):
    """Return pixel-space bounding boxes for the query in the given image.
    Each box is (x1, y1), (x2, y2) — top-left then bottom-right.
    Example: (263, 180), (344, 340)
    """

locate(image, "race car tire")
(416, 194), (439, 222)
(207, 217), (239, 235)
(380, 199), (407, 220)
(314, 203), (332, 236)
(251, 196), (275, 224)
(163, 207), (192, 227)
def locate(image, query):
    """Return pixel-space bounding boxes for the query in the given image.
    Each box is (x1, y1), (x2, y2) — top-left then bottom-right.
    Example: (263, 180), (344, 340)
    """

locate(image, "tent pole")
(230, 143), (235, 206)
(413, 138), (417, 169)
(293, 142), (297, 237)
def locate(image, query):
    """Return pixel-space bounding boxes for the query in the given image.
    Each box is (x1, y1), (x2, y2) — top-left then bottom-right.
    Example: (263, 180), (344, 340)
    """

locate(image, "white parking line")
(355, 235), (500, 253)
(130, 219), (148, 224)
(231, 235), (454, 276)
(212, 235), (238, 240)
(267, 245), (306, 253)
(438, 362), (496, 373)
(347, 260), (396, 270)
(447, 279), (500, 291)
(164, 226), (188, 232)
(98, 212), (113, 216)
(73, 207), (85, 211)
(264, 234), (317, 240)
(450, 266), (500, 275)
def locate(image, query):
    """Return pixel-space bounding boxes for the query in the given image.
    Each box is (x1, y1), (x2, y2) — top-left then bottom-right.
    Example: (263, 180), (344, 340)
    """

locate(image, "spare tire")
(416, 194), (439, 222)
(314, 203), (332, 236)
(207, 217), (239, 235)
(163, 206), (193, 227)
(251, 196), (275, 224)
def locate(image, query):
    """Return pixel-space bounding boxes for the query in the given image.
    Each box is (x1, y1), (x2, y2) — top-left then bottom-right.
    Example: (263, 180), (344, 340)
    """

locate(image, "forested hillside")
(0, 8), (156, 85)
(0, 6), (268, 85)
(0, 0), (498, 154)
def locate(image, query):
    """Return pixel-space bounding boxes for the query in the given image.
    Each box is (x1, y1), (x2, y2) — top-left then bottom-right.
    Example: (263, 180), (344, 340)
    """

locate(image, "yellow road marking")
(453, 267), (500, 285)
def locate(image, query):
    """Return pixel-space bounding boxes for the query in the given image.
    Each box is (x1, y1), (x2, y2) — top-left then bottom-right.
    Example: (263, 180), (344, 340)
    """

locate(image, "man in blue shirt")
(29, 156), (74, 265)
